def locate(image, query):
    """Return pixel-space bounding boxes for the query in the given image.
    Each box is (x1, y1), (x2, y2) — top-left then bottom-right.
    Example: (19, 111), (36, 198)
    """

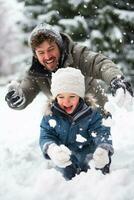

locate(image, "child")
(39, 67), (114, 180)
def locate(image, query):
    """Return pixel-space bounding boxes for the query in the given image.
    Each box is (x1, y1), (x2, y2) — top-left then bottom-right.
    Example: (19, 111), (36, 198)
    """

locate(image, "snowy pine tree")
(18, 0), (134, 84)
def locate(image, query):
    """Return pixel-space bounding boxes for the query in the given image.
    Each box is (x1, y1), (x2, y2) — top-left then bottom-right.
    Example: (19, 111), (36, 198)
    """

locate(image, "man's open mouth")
(46, 59), (54, 64)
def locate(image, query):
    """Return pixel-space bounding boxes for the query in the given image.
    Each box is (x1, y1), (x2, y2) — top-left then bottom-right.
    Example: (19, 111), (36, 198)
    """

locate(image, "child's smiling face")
(57, 93), (80, 114)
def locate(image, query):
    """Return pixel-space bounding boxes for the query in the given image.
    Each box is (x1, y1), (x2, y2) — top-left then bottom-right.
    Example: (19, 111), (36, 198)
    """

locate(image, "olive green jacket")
(17, 33), (123, 110)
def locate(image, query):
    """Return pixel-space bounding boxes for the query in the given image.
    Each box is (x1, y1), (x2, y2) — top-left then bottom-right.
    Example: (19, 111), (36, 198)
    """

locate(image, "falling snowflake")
(91, 131), (97, 137)
(101, 137), (104, 141)
(78, 145), (83, 149)
(48, 119), (57, 128)
(108, 135), (112, 140)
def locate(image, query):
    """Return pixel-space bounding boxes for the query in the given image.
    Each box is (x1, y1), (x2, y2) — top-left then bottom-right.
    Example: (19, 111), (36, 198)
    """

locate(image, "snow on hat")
(29, 23), (63, 50)
(51, 67), (85, 98)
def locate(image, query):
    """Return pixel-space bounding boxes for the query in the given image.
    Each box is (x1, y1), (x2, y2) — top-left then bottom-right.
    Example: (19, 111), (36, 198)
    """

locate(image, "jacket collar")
(60, 33), (74, 67)
(52, 98), (92, 122)
(28, 57), (52, 77)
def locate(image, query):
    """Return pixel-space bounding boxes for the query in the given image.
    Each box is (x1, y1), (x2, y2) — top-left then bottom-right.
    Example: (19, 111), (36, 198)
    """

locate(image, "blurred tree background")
(0, 0), (134, 85)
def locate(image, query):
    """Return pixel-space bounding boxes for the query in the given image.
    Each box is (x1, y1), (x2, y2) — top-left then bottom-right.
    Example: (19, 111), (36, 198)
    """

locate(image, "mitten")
(110, 76), (133, 97)
(93, 147), (109, 169)
(47, 143), (72, 168)
(5, 80), (26, 108)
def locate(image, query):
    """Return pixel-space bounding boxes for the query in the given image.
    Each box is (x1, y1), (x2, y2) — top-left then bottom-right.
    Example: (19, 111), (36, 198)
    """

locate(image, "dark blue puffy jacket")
(39, 100), (114, 164)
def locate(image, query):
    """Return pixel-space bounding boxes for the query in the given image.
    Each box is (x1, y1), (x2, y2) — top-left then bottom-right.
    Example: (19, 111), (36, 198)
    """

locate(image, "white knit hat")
(51, 67), (85, 98)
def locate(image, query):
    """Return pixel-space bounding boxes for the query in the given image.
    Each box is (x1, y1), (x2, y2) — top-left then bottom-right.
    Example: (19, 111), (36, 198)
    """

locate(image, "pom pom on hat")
(51, 67), (85, 98)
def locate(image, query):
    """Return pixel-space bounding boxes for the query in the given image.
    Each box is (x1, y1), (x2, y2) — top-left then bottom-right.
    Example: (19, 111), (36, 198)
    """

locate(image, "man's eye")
(48, 47), (54, 52)
(36, 51), (44, 55)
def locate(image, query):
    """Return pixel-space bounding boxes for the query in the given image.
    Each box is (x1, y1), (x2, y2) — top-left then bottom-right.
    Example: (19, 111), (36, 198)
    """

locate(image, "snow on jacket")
(39, 99), (114, 162)
(16, 33), (123, 109)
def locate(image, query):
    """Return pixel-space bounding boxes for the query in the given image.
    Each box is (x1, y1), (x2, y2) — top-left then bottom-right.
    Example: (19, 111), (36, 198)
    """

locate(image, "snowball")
(91, 131), (97, 137)
(48, 119), (57, 128)
(76, 134), (87, 142)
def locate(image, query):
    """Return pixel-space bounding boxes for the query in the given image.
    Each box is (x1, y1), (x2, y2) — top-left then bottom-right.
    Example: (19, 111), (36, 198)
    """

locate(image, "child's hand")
(93, 147), (109, 169)
(47, 143), (72, 168)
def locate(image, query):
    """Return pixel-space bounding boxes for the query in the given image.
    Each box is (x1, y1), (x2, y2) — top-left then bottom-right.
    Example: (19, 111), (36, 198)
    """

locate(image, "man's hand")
(47, 143), (72, 168)
(5, 81), (26, 108)
(110, 76), (133, 97)
(109, 76), (133, 111)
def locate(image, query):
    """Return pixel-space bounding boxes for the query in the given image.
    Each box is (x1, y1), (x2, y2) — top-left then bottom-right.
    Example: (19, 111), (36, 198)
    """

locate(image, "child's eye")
(58, 96), (64, 99)
(70, 96), (75, 98)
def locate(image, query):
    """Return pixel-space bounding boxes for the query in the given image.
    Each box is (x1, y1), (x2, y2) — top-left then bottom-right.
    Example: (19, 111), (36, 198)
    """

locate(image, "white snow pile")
(0, 86), (134, 200)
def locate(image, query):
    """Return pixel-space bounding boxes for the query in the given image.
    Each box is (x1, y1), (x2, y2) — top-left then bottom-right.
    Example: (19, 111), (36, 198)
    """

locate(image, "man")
(5, 23), (133, 110)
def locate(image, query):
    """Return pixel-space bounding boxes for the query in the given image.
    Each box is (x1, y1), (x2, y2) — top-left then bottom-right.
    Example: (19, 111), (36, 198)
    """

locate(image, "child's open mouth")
(64, 106), (73, 113)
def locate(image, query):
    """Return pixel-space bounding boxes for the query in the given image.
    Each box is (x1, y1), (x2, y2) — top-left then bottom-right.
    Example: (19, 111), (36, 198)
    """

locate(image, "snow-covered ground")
(0, 86), (134, 200)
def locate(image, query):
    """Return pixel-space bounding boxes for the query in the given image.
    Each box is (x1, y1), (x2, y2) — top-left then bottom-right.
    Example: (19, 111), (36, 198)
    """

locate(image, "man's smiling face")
(35, 40), (61, 71)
